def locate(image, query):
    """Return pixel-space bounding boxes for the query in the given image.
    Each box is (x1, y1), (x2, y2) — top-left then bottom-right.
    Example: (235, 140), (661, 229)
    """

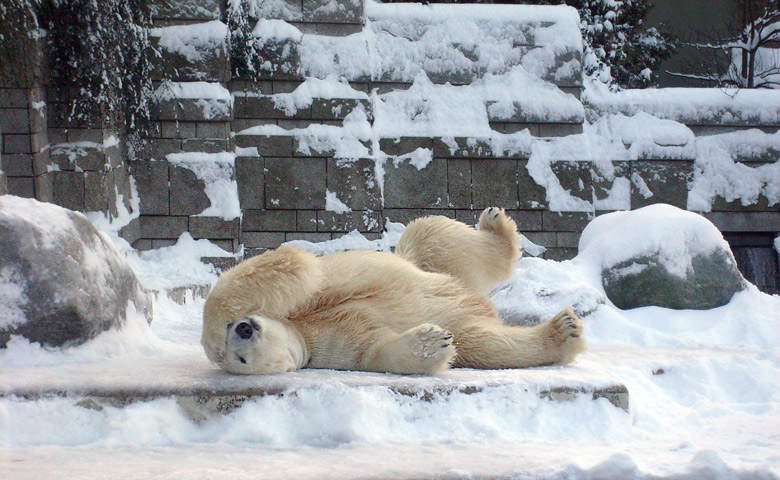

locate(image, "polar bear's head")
(202, 314), (309, 375)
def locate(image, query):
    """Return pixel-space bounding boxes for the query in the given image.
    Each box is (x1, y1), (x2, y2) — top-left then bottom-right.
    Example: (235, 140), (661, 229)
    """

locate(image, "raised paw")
(543, 308), (586, 364)
(408, 323), (455, 359)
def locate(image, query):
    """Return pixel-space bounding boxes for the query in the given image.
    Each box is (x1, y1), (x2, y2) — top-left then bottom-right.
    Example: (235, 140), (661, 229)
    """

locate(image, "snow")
(151, 20), (228, 63)
(2, 205), (780, 479)
(167, 152), (241, 221)
(576, 204), (731, 279)
(584, 81), (780, 125)
(324, 190), (351, 214)
(155, 81), (231, 101)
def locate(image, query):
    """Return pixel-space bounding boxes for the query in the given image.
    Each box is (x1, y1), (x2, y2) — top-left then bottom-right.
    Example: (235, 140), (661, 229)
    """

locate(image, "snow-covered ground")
(2, 214), (779, 480)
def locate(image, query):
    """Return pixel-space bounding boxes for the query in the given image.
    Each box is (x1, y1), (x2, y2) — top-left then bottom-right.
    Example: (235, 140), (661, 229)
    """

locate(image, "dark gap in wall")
(723, 232), (779, 295)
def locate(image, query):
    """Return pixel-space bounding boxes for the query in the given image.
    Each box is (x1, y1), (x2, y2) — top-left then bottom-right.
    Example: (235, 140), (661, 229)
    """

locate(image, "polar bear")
(202, 208), (585, 375)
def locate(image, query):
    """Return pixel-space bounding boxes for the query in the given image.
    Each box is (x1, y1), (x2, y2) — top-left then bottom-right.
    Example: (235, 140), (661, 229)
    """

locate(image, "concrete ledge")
(0, 354), (629, 416)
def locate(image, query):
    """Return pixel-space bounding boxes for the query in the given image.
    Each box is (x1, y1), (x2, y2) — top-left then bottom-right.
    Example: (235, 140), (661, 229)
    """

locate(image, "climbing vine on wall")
(0, 0), (154, 132)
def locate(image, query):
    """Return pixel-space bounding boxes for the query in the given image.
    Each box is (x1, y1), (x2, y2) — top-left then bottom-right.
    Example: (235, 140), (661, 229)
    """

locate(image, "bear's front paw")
(409, 323), (455, 359)
(478, 207), (516, 235)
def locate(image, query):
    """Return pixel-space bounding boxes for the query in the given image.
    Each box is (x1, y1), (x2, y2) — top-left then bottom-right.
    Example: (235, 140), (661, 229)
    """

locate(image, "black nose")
(235, 321), (254, 340)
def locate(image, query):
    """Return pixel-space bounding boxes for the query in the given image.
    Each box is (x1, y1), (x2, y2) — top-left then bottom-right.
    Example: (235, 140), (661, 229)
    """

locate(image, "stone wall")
(1, 0), (778, 285)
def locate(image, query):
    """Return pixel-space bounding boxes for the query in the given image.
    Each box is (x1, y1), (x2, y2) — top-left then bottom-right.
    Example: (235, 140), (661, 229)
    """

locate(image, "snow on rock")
(252, 18), (303, 44)
(575, 204), (746, 310)
(0, 196), (153, 348)
(492, 257), (605, 326)
(584, 81), (780, 125)
(284, 221), (406, 255)
(150, 20), (228, 62)
(688, 129), (780, 212)
(590, 112), (696, 160)
(166, 152), (240, 221)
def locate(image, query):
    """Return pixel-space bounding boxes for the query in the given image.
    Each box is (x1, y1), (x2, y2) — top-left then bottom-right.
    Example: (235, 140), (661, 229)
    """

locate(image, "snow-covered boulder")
(0, 196), (153, 348)
(576, 204), (747, 310)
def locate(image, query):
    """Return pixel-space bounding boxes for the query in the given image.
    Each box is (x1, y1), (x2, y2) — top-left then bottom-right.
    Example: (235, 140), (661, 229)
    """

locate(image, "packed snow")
(2, 207), (780, 479)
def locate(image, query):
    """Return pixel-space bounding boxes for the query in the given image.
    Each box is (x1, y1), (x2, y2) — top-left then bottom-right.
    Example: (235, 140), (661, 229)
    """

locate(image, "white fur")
(202, 208), (585, 375)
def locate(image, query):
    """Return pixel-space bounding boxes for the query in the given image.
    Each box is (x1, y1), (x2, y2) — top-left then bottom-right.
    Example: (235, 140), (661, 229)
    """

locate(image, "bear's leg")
(362, 324), (457, 374)
(452, 308), (586, 369)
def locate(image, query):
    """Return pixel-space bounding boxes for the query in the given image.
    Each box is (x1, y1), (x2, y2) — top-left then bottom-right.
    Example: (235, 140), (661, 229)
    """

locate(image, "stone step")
(233, 93), (372, 122)
(0, 353), (629, 419)
(154, 82), (232, 122)
(150, 21), (229, 82)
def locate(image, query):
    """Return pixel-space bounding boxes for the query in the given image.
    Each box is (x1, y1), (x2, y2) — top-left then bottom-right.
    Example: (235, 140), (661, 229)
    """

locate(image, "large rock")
(575, 204), (747, 310)
(0, 195), (153, 347)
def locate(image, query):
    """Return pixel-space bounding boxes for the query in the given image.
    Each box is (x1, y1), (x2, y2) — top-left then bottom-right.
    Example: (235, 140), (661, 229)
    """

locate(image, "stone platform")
(0, 351), (629, 418)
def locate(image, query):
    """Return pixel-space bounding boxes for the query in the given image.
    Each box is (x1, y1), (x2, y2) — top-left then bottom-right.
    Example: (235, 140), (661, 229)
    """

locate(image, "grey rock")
(0, 195), (153, 348)
(603, 249), (746, 310)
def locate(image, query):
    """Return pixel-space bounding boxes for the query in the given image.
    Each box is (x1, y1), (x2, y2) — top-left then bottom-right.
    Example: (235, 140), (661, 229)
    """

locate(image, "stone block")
(293, 135), (370, 158)
(253, 38), (302, 81)
(310, 98), (370, 120)
(84, 171), (109, 213)
(229, 80), (273, 94)
(382, 209), (455, 225)
(33, 173), (53, 202)
(379, 137), (433, 157)
(486, 103), (583, 125)
(551, 160), (591, 204)
(302, 0), (363, 24)
(4, 134), (31, 154)
(189, 217), (240, 239)
(297, 210), (318, 231)
(196, 122), (230, 139)
(140, 215), (188, 239)
(29, 103), (45, 134)
(544, 247), (578, 262)
(150, 33), (228, 82)
(2, 154), (33, 176)
(156, 98), (232, 122)
(0, 108), (30, 134)
(272, 80), (303, 94)
(542, 211), (593, 232)
(497, 122), (540, 136)
(523, 231), (557, 248)
(48, 128), (67, 145)
(264, 157), (327, 209)
(539, 123), (584, 138)
(161, 121), (197, 139)
(433, 137), (494, 159)
(239, 232), (286, 249)
(592, 161), (630, 208)
(119, 217), (142, 246)
(67, 128), (102, 144)
(285, 232), (332, 243)
(447, 159), (471, 208)
(506, 210), (544, 232)
(703, 212), (780, 233)
(630, 160), (693, 209)
(235, 134), (294, 157)
(0, 88), (29, 108)
(131, 160), (170, 215)
(383, 158), (448, 209)
(132, 239), (153, 251)
(234, 95), (306, 119)
(148, 139), (183, 160)
(317, 210), (382, 232)
(53, 171), (85, 212)
(6, 176), (35, 198)
(235, 156), (264, 209)
(472, 159), (518, 209)
(518, 160), (548, 210)
(557, 231), (582, 249)
(326, 158), (381, 210)
(182, 138), (228, 153)
(541, 50), (583, 88)
(242, 209), (297, 231)
(169, 165), (210, 215)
